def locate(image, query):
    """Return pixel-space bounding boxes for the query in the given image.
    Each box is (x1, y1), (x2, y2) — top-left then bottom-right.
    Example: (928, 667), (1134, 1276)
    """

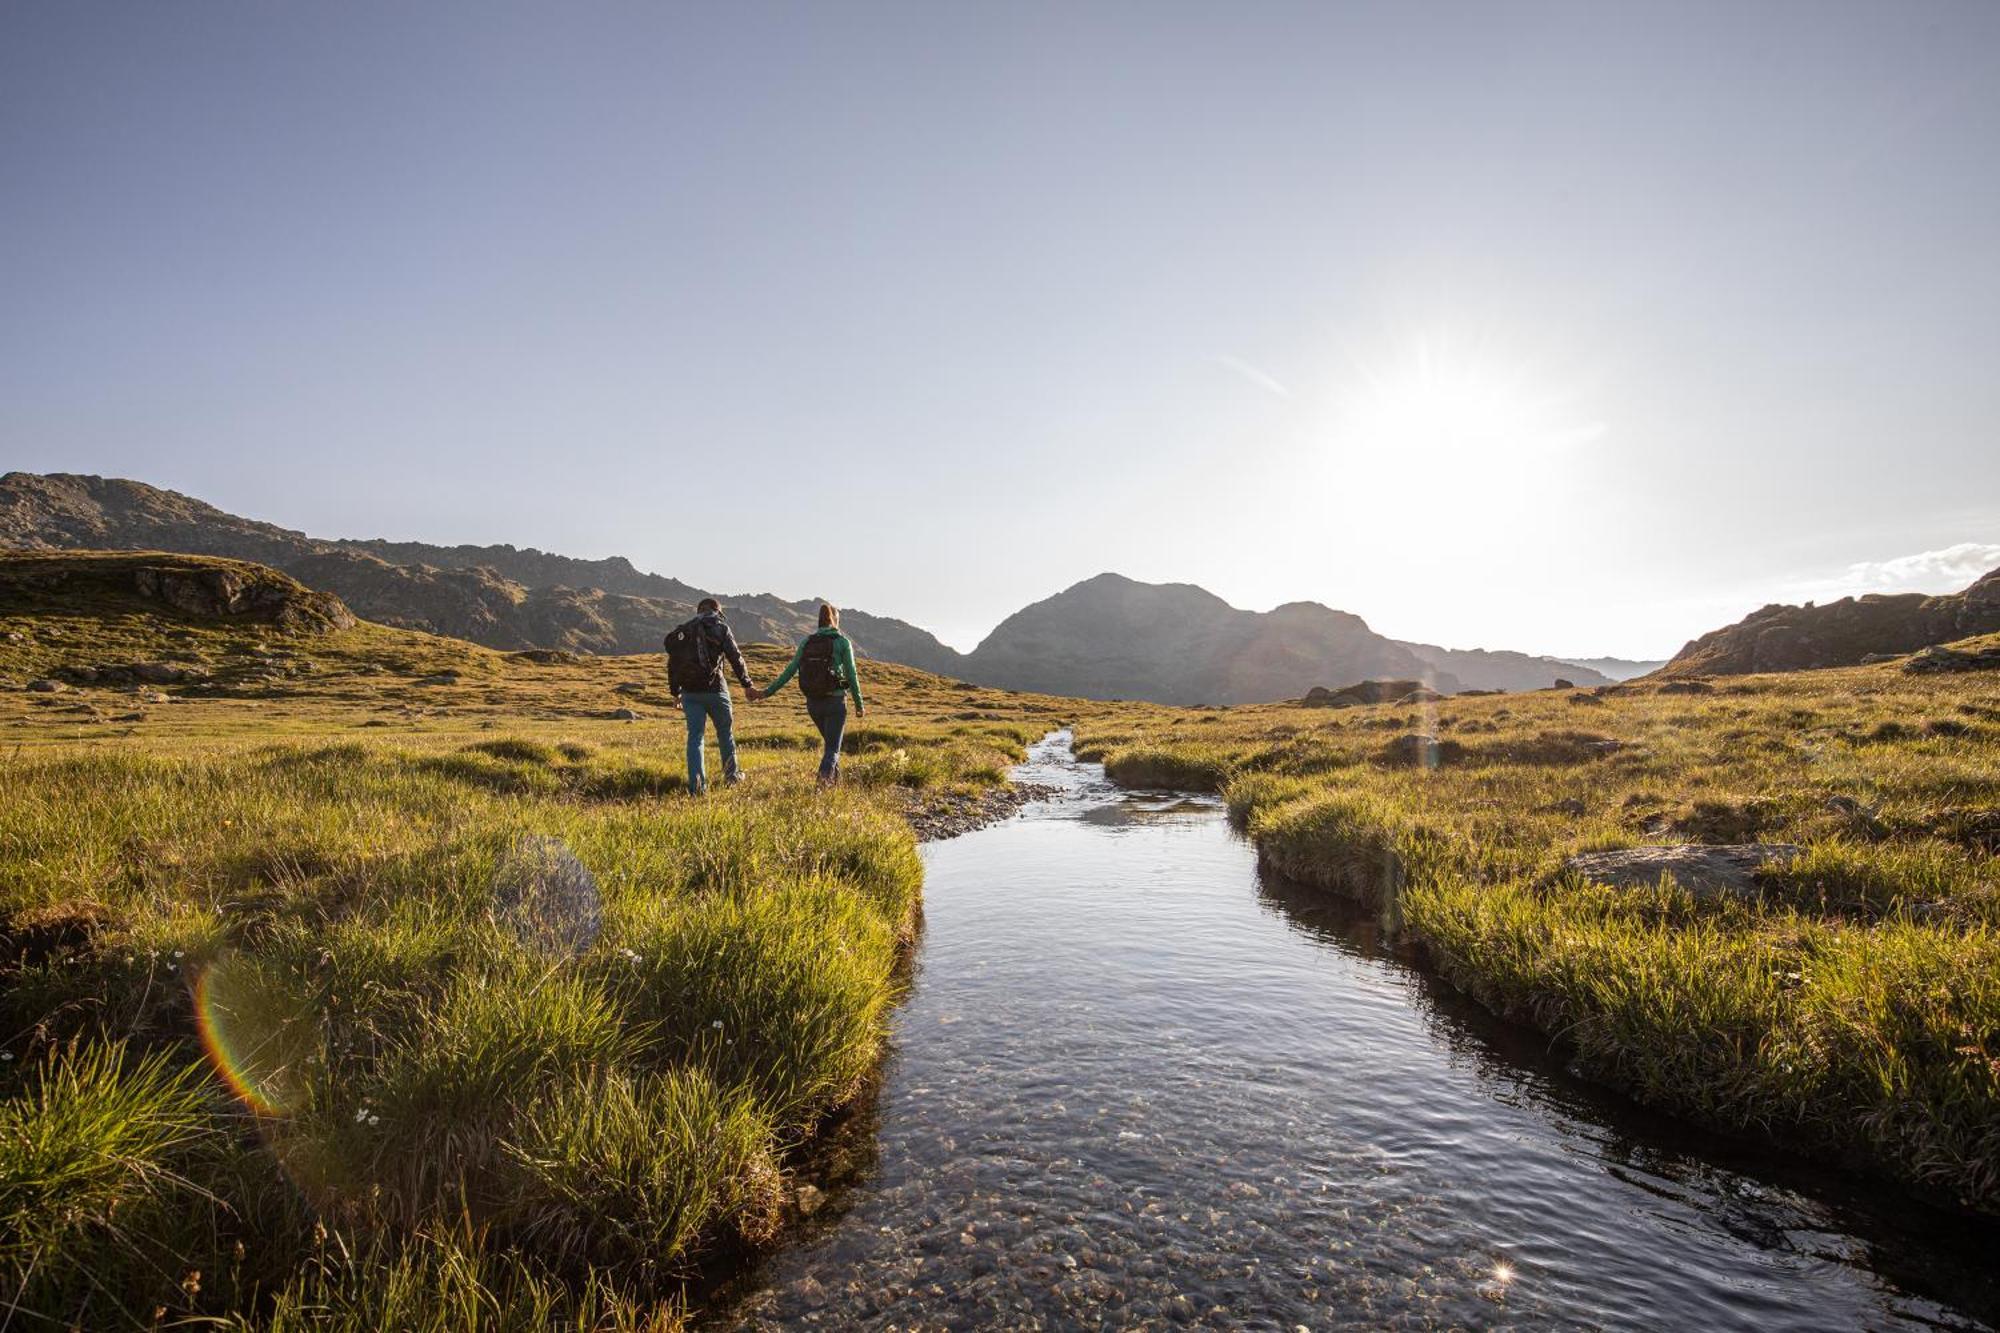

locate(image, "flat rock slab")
(1560, 843), (1801, 902)
(1904, 644), (2000, 674)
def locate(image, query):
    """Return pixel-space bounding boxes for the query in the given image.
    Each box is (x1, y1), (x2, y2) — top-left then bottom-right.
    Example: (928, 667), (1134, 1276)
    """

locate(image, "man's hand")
(744, 685), (762, 702)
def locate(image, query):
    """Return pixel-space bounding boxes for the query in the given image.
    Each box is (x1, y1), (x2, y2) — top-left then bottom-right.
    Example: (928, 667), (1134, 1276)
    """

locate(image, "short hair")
(697, 597), (720, 613)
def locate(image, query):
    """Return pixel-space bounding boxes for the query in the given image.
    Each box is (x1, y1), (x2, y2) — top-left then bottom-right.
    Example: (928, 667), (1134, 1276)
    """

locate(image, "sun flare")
(1336, 336), (1603, 465)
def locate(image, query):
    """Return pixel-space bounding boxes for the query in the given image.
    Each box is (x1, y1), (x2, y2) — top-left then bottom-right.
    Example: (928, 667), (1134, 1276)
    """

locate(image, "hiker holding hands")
(755, 603), (864, 785)
(663, 597), (756, 793)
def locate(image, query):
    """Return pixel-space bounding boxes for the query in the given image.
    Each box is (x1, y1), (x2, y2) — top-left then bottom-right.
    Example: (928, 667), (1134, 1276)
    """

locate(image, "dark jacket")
(672, 610), (753, 697)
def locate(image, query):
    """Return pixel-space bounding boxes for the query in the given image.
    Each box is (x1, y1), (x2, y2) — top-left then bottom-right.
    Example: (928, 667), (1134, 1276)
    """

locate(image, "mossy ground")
(0, 583), (1091, 1329)
(1078, 641), (2000, 1215)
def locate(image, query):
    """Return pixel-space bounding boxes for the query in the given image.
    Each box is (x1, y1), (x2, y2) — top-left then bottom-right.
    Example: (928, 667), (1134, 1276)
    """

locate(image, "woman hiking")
(754, 603), (865, 785)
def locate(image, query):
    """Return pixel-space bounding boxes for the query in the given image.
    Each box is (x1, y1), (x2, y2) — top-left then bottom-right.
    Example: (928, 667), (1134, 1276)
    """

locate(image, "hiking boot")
(725, 769), (745, 786)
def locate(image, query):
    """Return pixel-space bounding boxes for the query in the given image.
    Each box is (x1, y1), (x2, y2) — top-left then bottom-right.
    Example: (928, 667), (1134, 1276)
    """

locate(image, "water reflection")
(710, 733), (1998, 1331)
(1252, 862), (2000, 1327)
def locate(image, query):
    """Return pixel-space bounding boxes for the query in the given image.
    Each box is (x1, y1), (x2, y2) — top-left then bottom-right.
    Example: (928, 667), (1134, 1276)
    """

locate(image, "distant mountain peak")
(962, 572), (1441, 704)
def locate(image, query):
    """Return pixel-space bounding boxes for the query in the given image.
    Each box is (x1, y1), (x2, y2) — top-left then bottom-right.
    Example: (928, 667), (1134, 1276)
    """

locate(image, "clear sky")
(4, 2), (1997, 658)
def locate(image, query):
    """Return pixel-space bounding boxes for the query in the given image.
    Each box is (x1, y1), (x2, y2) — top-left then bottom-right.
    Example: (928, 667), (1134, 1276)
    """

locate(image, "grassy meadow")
(0, 555), (1086, 1329)
(5, 550), (1999, 1326)
(1076, 640), (2000, 1214)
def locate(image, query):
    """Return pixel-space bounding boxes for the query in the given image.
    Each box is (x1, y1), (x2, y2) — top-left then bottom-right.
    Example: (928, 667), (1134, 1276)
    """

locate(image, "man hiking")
(664, 597), (757, 793)
(756, 603), (864, 785)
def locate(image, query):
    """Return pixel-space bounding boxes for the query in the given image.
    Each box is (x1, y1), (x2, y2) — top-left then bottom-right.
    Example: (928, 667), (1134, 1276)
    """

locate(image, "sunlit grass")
(0, 584), (1082, 1326)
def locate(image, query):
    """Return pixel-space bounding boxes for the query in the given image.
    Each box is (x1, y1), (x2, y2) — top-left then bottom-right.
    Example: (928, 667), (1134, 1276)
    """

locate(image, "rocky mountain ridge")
(1660, 566), (2000, 676)
(0, 472), (962, 669)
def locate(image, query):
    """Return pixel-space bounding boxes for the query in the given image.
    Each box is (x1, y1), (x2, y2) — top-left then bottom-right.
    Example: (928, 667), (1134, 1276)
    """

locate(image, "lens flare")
(494, 834), (603, 957)
(194, 955), (317, 1116)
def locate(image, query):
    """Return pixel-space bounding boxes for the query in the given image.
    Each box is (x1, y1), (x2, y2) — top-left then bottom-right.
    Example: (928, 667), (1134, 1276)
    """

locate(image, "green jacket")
(762, 627), (864, 711)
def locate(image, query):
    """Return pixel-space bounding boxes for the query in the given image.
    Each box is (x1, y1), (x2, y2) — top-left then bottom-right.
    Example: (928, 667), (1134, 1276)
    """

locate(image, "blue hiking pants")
(680, 689), (738, 793)
(807, 694), (847, 783)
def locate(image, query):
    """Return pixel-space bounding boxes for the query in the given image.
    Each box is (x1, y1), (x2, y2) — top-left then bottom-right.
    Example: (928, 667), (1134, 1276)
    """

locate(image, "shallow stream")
(716, 732), (1998, 1330)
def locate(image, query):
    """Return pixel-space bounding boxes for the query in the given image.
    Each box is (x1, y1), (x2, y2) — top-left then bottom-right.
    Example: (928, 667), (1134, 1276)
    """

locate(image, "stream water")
(715, 732), (1999, 1330)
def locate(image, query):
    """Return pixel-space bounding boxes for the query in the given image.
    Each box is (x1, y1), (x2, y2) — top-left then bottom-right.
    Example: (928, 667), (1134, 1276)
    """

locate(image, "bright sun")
(1336, 336), (1603, 466)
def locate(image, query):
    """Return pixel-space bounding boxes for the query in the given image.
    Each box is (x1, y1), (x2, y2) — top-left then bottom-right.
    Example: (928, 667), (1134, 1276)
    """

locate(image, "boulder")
(1904, 644), (2000, 674)
(613, 682), (647, 696)
(26, 678), (64, 693)
(609, 706), (640, 721)
(131, 661), (208, 684)
(1557, 843), (1801, 902)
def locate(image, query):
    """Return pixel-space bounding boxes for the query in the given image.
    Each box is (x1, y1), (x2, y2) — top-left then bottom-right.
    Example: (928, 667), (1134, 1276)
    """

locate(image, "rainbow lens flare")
(194, 955), (318, 1116)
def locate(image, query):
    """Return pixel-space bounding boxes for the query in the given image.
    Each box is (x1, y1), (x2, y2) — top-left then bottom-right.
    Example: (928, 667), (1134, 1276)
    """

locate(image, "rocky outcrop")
(1660, 566), (2000, 677)
(1302, 679), (1433, 707)
(0, 551), (355, 635)
(1904, 643), (2000, 674)
(131, 561), (354, 632)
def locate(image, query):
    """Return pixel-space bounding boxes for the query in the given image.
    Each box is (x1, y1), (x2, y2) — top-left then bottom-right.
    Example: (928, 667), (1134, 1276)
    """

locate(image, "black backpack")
(664, 617), (719, 691)
(800, 633), (845, 699)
